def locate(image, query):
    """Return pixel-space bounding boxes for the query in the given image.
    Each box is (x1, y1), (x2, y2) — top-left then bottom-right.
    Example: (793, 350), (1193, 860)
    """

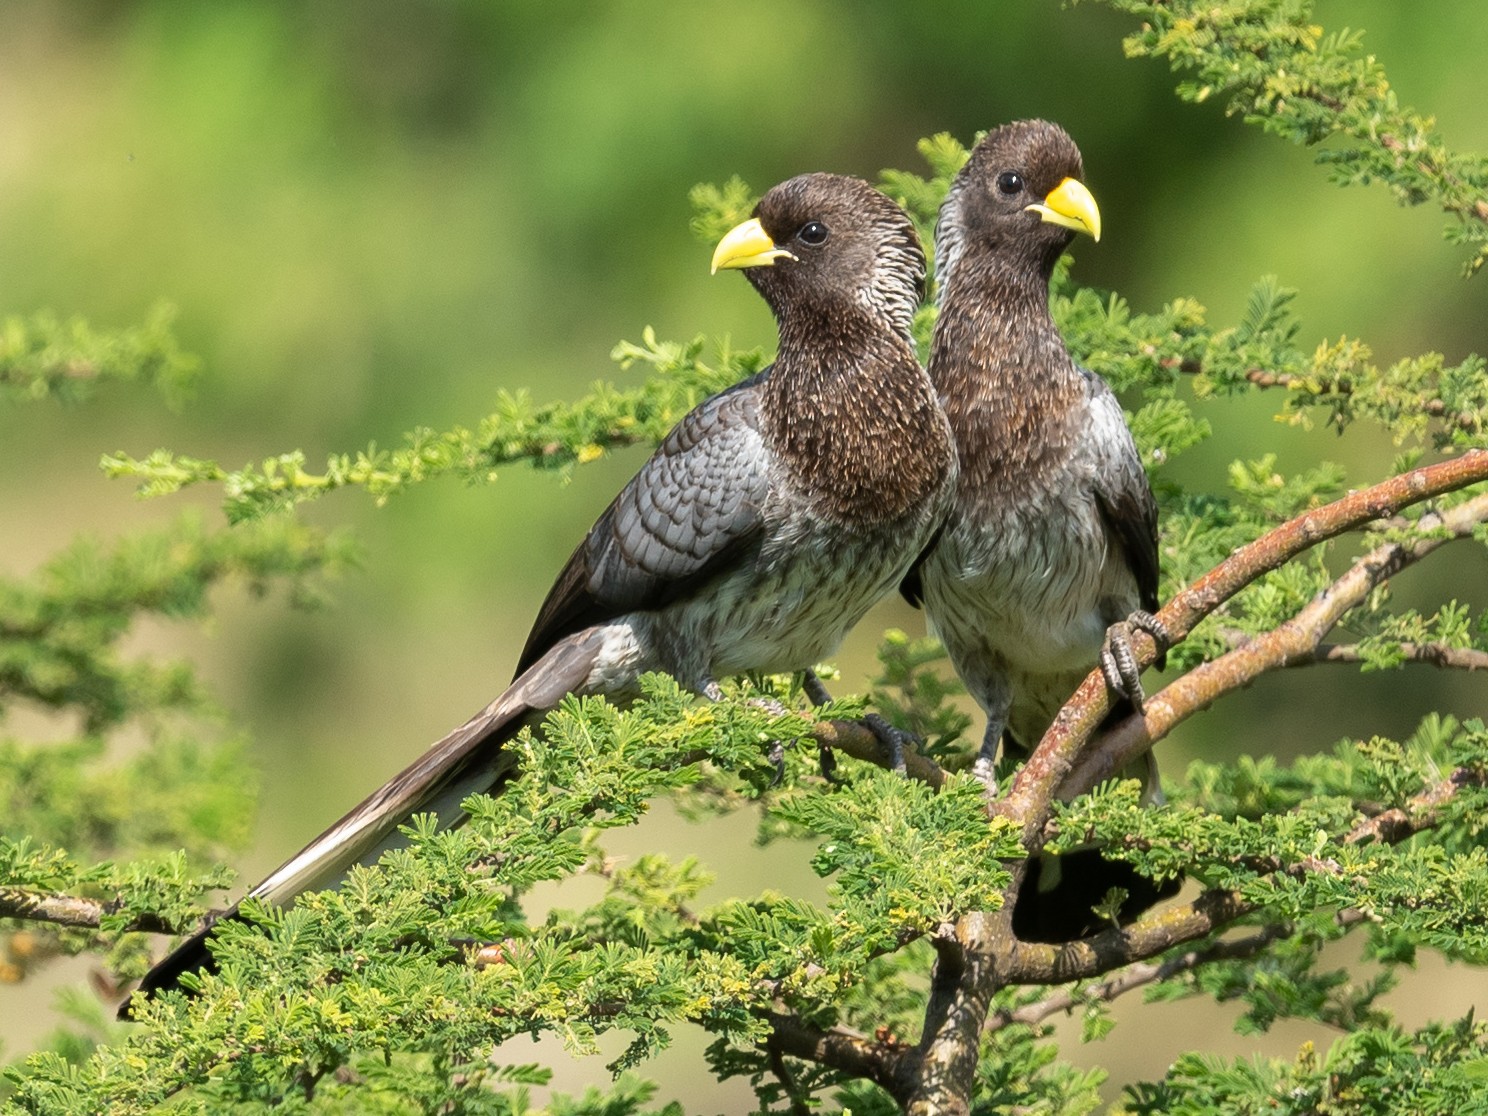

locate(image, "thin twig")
(0, 887), (179, 934)
(1302, 642), (1488, 671)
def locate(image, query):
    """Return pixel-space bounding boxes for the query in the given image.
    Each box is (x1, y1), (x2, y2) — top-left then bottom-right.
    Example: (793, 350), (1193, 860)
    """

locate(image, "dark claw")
(1100, 610), (1170, 713)
(1127, 609), (1172, 664)
(865, 712), (914, 775)
(803, 671), (917, 777)
(768, 740), (787, 787)
(800, 670), (835, 708)
(1100, 630), (1145, 712)
(746, 695), (791, 785)
(817, 742), (845, 785)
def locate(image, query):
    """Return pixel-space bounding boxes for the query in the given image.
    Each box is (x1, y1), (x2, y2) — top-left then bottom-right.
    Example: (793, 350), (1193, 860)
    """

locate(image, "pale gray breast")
(932, 460), (1109, 626)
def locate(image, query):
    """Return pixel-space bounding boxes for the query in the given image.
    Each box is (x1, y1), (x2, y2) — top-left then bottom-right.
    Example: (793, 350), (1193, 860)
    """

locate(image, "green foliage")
(0, 304), (198, 409)
(4, 680), (1000, 1111)
(102, 330), (765, 522)
(1, 514), (355, 729)
(0, 307), (364, 1106)
(1125, 1016), (1488, 1115)
(1088, 0), (1488, 274)
(878, 132), (974, 271)
(687, 176), (757, 246)
(6, 4), (1488, 1114)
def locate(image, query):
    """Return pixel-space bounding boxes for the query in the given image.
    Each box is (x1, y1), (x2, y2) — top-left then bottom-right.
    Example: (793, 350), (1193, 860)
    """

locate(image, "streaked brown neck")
(764, 300), (952, 527)
(930, 248), (1081, 500)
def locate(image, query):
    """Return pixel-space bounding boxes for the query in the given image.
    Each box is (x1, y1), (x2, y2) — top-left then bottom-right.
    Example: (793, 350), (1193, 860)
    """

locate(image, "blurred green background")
(2, 0), (1485, 1104)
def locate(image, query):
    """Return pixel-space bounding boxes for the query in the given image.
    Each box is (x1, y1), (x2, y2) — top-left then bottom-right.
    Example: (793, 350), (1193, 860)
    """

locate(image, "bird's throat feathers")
(932, 254), (1083, 492)
(763, 313), (952, 528)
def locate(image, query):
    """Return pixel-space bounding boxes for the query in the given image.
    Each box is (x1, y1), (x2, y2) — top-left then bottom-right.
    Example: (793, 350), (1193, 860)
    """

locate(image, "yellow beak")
(711, 217), (797, 274)
(1025, 176), (1101, 242)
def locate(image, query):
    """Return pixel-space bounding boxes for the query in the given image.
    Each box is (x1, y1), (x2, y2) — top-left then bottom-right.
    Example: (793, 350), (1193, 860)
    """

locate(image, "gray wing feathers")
(587, 385), (770, 611)
(1083, 370), (1161, 613)
(516, 379), (770, 674)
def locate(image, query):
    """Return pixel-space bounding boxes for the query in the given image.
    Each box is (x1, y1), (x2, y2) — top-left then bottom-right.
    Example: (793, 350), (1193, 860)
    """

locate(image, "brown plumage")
(904, 120), (1173, 942)
(128, 173), (955, 1009)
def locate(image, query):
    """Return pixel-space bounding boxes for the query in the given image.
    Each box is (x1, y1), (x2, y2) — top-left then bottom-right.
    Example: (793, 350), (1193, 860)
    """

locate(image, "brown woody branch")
(1345, 765), (1488, 846)
(988, 924), (1285, 1033)
(1216, 626), (1488, 672)
(0, 887), (179, 934)
(1009, 455), (1488, 837)
(1064, 486), (1488, 798)
(811, 718), (947, 788)
(890, 455), (1488, 1111)
(766, 1012), (917, 1105)
(990, 907), (1375, 1034)
(1302, 641), (1488, 672)
(1000, 759), (1486, 987)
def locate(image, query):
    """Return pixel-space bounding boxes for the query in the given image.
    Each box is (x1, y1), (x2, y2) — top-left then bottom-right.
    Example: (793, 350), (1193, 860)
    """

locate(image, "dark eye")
(996, 171), (1024, 196)
(797, 221), (830, 246)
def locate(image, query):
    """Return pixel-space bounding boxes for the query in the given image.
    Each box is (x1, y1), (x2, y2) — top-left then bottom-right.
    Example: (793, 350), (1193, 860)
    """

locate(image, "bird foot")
(767, 740), (787, 786)
(745, 695), (793, 785)
(803, 670), (917, 776)
(863, 712), (916, 775)
(1098, 610), (1171, 714)
(817, 741), (845, 785)
(971, 729), (1000, 789)
(800, 669), (835, 708)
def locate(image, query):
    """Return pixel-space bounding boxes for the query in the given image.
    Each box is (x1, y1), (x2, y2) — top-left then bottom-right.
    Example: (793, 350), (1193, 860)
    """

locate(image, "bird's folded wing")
(515, 373), (772, 675)
(1082, 369), (1161, 615)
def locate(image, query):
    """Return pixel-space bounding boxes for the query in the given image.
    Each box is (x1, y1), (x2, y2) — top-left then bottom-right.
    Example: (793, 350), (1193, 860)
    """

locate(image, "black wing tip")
(116, 908), (239, 1021)
(899, 570), (924, 609)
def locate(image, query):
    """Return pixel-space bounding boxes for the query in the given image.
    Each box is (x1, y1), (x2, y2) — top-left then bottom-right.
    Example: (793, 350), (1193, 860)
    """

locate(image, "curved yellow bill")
(711, 217), (797, 274)
(1025, 176), (1101, 242)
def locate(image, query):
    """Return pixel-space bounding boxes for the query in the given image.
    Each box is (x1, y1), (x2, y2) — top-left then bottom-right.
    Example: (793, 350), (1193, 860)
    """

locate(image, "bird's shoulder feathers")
(515, 373), (772, 675)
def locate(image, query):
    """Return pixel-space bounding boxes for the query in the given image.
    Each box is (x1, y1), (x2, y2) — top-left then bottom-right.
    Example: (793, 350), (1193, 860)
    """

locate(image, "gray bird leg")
(974, 715), (1006, 786)
(803, 669), (910, 776)
(1098, 610), (1172, 713)
(962, 668), (1014, 786)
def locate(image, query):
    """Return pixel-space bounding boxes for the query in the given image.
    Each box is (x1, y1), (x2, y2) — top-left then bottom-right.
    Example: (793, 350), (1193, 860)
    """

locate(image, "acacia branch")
(888, 455), (1488, 1113)
(990, 907), (1376, 1033)
(1064, 486), (1488, 797)
(987, 923), (1287, 1033)
(997, 455), (1488, 842)
(1345, 765), (1488, 846)
(999, 762), (1486, 986)
(765, 1012), (916, 1104)
(810, 718), (946, 788)
(0, 887), (179, 934)
(1300, 641), (1488, 672)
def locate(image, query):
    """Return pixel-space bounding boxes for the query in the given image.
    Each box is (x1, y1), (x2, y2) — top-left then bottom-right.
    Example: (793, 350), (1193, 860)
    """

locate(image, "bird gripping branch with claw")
(903, 120), (1174, 941)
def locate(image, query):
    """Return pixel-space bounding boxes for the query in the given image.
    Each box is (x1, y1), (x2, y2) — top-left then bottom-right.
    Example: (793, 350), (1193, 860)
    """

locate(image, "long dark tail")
(1005, 705), (1180, 943)
(123, 630), (604, 1013)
